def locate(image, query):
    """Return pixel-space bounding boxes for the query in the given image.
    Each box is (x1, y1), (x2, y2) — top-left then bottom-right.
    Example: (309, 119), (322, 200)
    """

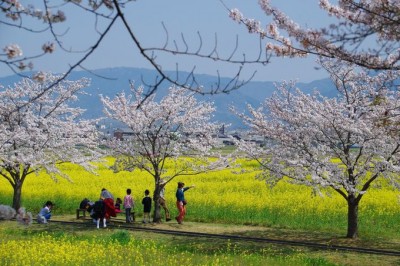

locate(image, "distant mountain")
(0, 67), (336, 129)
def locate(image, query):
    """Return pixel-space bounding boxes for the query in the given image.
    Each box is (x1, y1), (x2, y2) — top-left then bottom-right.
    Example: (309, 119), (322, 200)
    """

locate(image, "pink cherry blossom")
(3, 44), (22, 59)
(230, 0), (400, 70)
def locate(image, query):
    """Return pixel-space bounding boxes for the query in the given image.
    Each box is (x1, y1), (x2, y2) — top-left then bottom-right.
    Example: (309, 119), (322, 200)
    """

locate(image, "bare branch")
(2, 0), (264, 105)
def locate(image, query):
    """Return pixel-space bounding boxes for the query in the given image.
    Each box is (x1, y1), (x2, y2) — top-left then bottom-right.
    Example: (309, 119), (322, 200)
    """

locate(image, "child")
(141, 189), (152, 223)
(37, 201), (53, 224)
(93, 199), (106, 229)
(123, 188), (134, 223)
(115, 197), (122, 214)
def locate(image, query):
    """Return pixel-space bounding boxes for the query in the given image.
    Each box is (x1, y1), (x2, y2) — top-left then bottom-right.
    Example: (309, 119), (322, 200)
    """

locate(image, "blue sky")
(1, 0), (331, 82)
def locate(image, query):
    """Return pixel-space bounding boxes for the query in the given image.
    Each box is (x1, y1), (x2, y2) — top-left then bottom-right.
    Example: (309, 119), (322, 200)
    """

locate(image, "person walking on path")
(141, 189), (152, 223)
(175, 182), (195, 224)
(124, 188), (135, 223)
(159, 179), (171, 222)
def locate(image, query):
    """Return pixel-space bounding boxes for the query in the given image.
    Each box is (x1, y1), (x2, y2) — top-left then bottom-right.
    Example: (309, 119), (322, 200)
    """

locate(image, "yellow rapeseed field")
(0, 158), (398, 235)
(0, 158), (399, 266)
(0, 225), (334, 266)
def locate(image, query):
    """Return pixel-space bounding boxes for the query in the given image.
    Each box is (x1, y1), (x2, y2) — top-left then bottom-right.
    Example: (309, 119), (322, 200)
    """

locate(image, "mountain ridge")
(0, 67), (336, 129)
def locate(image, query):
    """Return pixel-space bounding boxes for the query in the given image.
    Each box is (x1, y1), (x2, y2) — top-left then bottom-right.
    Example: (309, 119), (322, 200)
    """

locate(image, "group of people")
(141, 180), (195, 224)
(84, 188), (122, 228)
(37, 181), (195, 226)
(90, 181), (195, 225)
(81, 187), (139, 228)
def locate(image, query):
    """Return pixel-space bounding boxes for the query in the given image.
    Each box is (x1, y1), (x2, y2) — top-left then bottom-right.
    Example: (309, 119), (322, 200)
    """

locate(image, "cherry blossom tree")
(229, 0), (400, 70)
(233, 60), (400, 238)
(0, 73), (102, 211)
(101, 85), (229, 223)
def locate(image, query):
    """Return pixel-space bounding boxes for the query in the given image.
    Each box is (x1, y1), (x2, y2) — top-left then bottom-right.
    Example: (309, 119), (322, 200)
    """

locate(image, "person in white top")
(123, 188), (135, 223)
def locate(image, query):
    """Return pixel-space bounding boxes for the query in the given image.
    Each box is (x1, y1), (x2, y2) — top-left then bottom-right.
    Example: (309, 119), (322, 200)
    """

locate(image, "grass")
(0, 219), (399, 266)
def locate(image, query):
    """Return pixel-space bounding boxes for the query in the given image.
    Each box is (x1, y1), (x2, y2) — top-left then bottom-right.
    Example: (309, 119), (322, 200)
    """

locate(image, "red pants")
(176, 201), (186, 223)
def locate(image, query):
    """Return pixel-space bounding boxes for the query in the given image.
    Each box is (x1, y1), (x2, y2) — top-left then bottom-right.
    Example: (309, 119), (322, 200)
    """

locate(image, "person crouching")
(37, 201), (53, 224)
(93, 199), (106, 229)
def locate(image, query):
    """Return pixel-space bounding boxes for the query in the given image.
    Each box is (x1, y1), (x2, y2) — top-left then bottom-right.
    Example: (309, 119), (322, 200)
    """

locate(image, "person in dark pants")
(141, 189), (152, 223)
(175, 182), (195, 224)
(124, 188), (135, 223)
(93, 199), (106, 229)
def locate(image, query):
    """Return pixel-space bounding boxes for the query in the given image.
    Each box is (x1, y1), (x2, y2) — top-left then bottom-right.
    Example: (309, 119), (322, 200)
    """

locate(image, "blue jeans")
(44, 213), (51, 220)
(125, 208), (132, 223)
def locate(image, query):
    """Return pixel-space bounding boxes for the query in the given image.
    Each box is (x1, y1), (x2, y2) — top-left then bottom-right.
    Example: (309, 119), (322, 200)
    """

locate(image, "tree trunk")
(152, 183), (162, 223)
(346, 196), (359, 238)
(12, 182), (22, 211)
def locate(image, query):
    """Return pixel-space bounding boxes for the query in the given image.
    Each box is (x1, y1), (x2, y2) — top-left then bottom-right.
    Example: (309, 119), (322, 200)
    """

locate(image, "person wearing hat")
(175, 182), (195, 224)
(37, 200), (53, 224)
(159, 179), (171, 222)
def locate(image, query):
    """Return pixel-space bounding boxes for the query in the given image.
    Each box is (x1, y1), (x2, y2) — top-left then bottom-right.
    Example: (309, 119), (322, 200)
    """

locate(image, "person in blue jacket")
(37, 201), (53, 224)
(175, 182), (195, 224)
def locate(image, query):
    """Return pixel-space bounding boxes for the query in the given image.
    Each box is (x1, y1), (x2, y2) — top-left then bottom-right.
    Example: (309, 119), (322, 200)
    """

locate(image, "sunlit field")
(0, 222), (349, 266)
(1, 157), (400, 265)
(0, 157), (398, 239)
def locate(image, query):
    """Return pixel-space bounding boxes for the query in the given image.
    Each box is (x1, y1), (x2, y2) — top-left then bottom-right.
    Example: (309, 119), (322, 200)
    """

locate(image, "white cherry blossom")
(101, 84), (229, 222)
(3, 44), (22, 59)
(234, 60), (400, 238)
(230, 0), (400, 70)
(0, 73), (102, 210)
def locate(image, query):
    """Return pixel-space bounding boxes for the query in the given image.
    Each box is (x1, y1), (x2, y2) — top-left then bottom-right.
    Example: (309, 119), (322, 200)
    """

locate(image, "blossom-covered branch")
(101, 83), (230, 222)
(229, 0), (400, 70)
(1, 0), (260, 98)
(0, 73), (103, 210)
(233, 59), (400, 238)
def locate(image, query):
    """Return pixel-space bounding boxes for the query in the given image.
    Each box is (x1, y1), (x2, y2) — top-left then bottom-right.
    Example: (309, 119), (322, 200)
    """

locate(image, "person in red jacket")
(100, 188), (116, 220)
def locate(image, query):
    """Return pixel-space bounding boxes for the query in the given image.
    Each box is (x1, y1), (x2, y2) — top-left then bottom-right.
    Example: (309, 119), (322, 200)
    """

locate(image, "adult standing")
(175, 182), (195, 224)
(159, 179), (171, 222)
(100, 188), (116, 220)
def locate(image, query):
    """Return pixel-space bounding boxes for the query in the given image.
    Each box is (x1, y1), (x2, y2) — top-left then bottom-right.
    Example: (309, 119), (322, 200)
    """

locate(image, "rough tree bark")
(152, 179), (162, 223)
(12, 182), (22, 211)
(346, 195), (359, 238)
